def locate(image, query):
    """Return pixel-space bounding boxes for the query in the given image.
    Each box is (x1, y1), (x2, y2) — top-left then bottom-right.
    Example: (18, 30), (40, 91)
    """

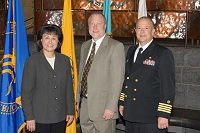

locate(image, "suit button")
(54, 75), (56, 78)
(54, 86), (57, 89)
(134, 88), (137, 91)
(135, 79), (138, 82)
(125, 86), (128, 88)
(133, 98), (136, 101)
(55, 98), (58, 100)
(55, 109), (58, 112)
(167, 100), (170, 104)
(127, 77), (130, 80)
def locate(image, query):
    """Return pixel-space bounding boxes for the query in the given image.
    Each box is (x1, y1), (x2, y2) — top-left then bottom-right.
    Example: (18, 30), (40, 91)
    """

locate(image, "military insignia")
(143, 57), (155, 66)
(120, 93), (125, 101)
(157, 102), (172, 114)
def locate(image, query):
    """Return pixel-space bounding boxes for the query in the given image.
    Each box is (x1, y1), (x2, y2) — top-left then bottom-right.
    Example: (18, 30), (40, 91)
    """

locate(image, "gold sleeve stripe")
(158, 103), (172, 107)
(157, 108), (171, 113)
(119, 93), (125, 101)
(120, 93), (125, 96)
(119, 97), (124, 101)
(157, 103), (172, 114)
(158, 106), (172, 110)
(158, 106), (172, 111)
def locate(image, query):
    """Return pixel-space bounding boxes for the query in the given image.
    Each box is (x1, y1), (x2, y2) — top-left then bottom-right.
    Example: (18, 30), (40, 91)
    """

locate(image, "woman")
(21, 24), (74, 133)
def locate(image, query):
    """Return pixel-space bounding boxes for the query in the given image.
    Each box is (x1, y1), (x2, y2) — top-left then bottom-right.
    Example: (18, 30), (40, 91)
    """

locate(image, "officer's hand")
(119, 105), (124, 116)
(158, 117), (169, 129)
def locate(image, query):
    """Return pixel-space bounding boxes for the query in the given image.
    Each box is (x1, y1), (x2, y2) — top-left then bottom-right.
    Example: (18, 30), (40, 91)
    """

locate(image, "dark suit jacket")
(21, 50), (74, 123)
(119, 40), (175, 123)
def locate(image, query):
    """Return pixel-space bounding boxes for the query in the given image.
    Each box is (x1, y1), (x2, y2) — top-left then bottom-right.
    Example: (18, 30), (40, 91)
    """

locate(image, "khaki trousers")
(79, 97), (116, 133)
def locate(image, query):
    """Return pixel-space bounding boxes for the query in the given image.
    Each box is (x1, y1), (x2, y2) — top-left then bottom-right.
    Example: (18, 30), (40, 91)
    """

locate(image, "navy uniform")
(119, 40), (175, 132)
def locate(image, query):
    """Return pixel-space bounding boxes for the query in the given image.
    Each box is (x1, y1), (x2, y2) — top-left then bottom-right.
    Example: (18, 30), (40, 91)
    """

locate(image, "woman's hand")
(26, 120), (36, 132)
(66, 115), (74, 126)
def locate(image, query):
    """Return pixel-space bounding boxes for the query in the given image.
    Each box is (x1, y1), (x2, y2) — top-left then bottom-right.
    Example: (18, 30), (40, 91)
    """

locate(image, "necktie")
(135, 47), (143, 62)
(81, 42), (96, 97)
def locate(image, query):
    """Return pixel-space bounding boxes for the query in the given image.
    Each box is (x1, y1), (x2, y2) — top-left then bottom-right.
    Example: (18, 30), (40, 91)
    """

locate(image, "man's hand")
(158, 117), (169, 129)
(103, 109), (114, 120)
(119, 105), (124, 116)
(26, 120), (36, 132)
(66, 115), (74, 126)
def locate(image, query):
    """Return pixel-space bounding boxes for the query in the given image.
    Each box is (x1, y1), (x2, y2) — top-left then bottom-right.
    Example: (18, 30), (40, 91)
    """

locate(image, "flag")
(103, 0), (112, 35)
(61, 0), (78, 133)
(138, 0), (147, 19)
(0, 0), (30, 133)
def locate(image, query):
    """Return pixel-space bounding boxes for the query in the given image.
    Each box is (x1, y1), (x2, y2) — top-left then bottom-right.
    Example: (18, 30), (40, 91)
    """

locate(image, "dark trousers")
(125, 121), (167, 133)
(27, 120), (66, 133)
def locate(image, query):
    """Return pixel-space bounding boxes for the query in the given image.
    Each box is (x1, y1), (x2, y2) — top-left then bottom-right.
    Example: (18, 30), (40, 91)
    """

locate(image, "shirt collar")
(92, 34), (106, 46)
(138, 39), (153, 52)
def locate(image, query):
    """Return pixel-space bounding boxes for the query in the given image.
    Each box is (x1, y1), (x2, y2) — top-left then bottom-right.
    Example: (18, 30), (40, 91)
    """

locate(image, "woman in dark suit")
(21, 24), (74, 133)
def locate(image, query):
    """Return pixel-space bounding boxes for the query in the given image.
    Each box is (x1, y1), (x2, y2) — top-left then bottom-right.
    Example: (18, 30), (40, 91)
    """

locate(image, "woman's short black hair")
(37, 24), (63, 49)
